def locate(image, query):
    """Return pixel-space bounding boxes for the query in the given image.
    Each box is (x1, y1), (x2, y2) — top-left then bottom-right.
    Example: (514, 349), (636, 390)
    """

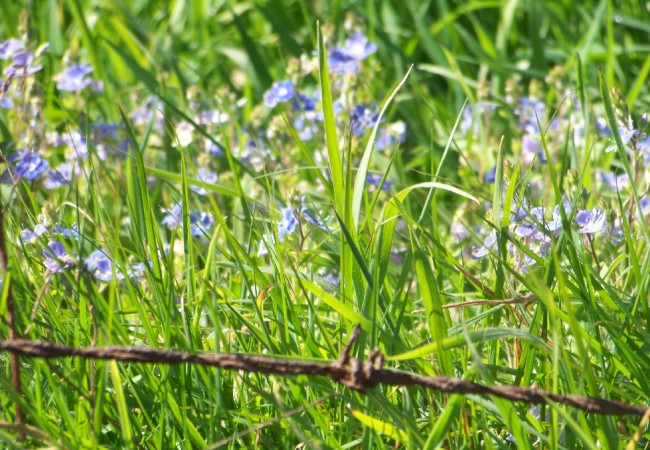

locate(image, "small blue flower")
(43, 241), (75, 273)
(472, 232), (497, 259)
(375, 129), (394, 151)
(43, 163), (74, 189)
(0, 39), (24, 60)
(162, 202), (213, 236)
(522, 134), (547, 164)
(162, 203), (183, 229)
(293, 114), (319, 141)
(4, 51), (42, 78)
(460, 103), (498, 135)
(328, 49), (358, 75)
(514, 207), (546, 239)
(546, 205), (564, 235)
(328, 32), (377, 75)
(62, 130), (88, 160)
(54, 223), (80, 238)
(342, 32), (378, 61)
(19, 229), (38, 244)
(15, 151), (49, 180)
(205, 138), (224, 156)
(53, 63), (94, 92)
(190, 167), (219, 196)
(278, 207), (298, 239)
(85, 249), (115, 282)
(484, 166), (496, 184)
(292, 93), (317, 112)
(300, 198), (329, 230)
(128, 262), (146, 281)
(640, 198), (650, 215)
(595, 117), (611, 137)
(605, 127), (641, 153)
(375, 121), (406, 151)
(517, 97), (545, 118)
(0, 97), (13, 109)
(576, 208), (606, 234)
(598, 169), (628, 191)
(324, 272), (340, 287)
(367, 173), (394, 191)
(19, 223), (48, 244)
(189, 211), (213, 236)
(352, 104), (379, 136)
(263, 80), (295, 107)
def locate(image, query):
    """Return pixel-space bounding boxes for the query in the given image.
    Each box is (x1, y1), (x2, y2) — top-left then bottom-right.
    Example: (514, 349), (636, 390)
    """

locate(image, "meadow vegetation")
(1, 0), (650, 448)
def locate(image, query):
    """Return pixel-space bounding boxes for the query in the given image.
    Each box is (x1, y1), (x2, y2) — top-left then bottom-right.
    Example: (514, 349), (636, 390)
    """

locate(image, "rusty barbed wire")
(0, 325), (647, 416)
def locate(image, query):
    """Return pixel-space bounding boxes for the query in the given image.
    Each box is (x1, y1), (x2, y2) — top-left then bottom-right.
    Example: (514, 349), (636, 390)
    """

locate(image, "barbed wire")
(0, 325), (647, 417)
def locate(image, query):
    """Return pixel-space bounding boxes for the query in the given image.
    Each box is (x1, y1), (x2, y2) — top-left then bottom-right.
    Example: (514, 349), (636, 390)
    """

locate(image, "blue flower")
(278, 207), (298, 239)
(522, 134), (547, 164)
(85, 249), (115, 282)
(605, 127), (640, 153)
(43, 241), (75, 273)
(514, 207), (546, 239)
(328, 49), (358, 75)
(324, 272), (340, 287)
(15, 151), (49, 180)
(128, 262), (146, 281)
(54, 223), (80, 238)
(516, 97), (545, 121)
(595, 117), (611, 137)
(53, 63), (94, 92)
(162, 202), (213, 236)
(375, 121), (407, 151)
(546, 205), (565, 235)
(472, 232), (497, 259)
(375, 129), (393, 151)
(4, 51), (42, 78)
(598, 169), (628, 191)
(19, 229), (39, 244)
(328, 32), (377, 75)
(162, 203), (183, 229)
(292, 93), (317, 112)
(18, 224), (47, 245)
(61, 130), (89, 160)
(43, 163), (74, 189)
(0, 97), (13, 109)
(576, 208), (606, 234)
(190, 167), (219, 196)
(640, 198), (650, 215)
(0, 39), (24, 60)
(300, 198), (329, 230)
(341, 32), (377, 61)
(460, 103), (498, 134)
(367, 173), (394, 191)
(189, 211), (213, 236)
(484, 166), (496, 184)
(263, 80), (295, 107)
(352, 104), (379, 136)
(205, 138), (224, 156)
(293, 114), (319, 141)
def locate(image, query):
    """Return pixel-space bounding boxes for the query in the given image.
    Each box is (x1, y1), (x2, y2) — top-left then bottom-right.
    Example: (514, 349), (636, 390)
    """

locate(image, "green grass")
(1, 0), (650, 448)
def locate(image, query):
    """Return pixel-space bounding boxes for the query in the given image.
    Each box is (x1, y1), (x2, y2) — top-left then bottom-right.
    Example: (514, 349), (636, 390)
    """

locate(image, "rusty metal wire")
(1, 325), (647, 416)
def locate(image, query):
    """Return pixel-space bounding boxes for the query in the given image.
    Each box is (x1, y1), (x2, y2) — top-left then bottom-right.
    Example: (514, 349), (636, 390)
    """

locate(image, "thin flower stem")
(586, 233), (601, 272)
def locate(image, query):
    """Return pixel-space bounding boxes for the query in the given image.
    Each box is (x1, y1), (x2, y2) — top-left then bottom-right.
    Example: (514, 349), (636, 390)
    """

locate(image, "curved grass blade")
(351, 65), (413, 229)
(389, 327), (549, 361)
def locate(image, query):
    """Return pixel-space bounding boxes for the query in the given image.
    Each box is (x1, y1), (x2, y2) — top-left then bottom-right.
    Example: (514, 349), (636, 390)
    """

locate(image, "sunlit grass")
(1, 1), (650, 448)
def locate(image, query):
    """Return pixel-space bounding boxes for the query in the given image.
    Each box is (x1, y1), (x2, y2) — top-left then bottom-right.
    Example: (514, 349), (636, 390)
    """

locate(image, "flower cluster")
(161, 202), (214, 238)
